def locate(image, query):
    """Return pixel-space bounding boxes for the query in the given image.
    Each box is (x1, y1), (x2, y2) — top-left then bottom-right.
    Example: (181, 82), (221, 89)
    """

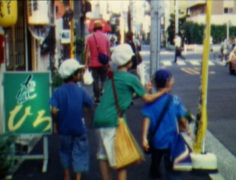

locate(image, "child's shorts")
(96, 128), (116, 167)
(59, 134), (89, 173)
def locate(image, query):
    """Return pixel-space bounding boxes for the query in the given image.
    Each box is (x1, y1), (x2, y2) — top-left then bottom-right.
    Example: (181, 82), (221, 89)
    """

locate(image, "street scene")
(0, 1), (236, 180)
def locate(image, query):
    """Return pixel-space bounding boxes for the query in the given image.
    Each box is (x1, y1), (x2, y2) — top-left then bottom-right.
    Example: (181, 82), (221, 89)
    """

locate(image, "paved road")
(141, 44), (236, 180)
(141, 44), (236, 156)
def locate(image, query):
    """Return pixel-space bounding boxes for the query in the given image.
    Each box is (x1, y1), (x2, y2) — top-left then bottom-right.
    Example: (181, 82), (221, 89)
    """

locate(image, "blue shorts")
(59, 134), (89, 173)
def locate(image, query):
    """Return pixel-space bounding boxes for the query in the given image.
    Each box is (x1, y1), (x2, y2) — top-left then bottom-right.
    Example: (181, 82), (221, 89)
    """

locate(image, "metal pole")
(69, 0), (75, 58)
(227, 21), (230, 41)
(150, 0), (161, 78)
(157, 6), (161, 71)
(175, 0), (179, 34)
(193, 0), (212, 153)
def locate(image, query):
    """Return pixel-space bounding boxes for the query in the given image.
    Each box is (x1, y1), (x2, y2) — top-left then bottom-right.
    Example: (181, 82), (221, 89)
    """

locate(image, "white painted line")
(177, 60), (186, 66)
(189, 60), (200, 66)
(162, 61), (172, 66)
(160, 51), (174, 55)
(208, 61), (215, 66)
(181, 68), (200, 75)
(140, 51), (150, 56)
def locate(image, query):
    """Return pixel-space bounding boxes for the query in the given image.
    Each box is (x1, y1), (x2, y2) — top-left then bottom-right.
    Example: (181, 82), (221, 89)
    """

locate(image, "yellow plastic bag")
(114, 117), (145, 169)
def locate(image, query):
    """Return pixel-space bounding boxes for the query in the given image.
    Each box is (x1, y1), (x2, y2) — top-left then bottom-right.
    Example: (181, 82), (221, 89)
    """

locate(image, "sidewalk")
(12, 94), (212, 180)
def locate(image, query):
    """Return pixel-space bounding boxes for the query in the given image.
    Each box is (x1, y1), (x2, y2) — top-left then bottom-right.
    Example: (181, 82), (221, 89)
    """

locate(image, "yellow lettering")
(8, 105), (33, 131)
(33, 110), (51, 131)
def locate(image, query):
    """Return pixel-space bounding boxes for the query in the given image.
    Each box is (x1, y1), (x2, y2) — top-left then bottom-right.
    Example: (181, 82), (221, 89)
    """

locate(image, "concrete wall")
(187, 0), (236, 26)
(187, 14), (236, 26)
(212, 1), (223, 15)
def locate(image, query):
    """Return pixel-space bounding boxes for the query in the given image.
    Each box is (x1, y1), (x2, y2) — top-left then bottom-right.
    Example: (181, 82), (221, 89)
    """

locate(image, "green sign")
(3, 72), (52, 134)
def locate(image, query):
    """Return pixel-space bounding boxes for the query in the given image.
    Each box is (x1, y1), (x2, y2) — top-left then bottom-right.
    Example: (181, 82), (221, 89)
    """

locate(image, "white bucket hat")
(111, 44), (134, 66)
(59, 59), (84, 79)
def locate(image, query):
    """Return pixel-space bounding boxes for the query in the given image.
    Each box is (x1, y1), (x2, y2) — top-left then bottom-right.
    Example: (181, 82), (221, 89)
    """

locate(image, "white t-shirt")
(174, 36), (181, 48)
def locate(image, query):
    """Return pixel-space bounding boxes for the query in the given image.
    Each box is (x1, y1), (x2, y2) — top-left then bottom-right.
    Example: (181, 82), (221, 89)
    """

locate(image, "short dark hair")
(118, 59), (132, 68)
(93, 26), (102, 31)
(154, 69), (172, 88)
(63, 69), (82, 82)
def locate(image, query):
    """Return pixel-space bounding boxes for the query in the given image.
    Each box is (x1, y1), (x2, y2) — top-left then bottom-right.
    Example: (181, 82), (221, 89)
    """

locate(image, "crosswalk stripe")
(159, 60), (216, 67)
(208, 61), (215, 66)
(189, 60), (200, 66)
(162, 61), (172, 66)
(176, 60), (186, 66)
(181, 68), (200, 75)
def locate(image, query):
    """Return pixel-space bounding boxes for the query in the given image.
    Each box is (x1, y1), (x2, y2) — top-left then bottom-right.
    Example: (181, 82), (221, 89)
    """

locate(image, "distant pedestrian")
(50, 59), (93, 180)
(85, 20), (111, 103)
(93, 44), (170, 180)
(210, 36), (213, 52)
(125, 32), (142, 72)
(173, 34), (185, 63)
(142, 69), (191, 180)
(134, 35), (142, 51)
(220, 38), (230, 62)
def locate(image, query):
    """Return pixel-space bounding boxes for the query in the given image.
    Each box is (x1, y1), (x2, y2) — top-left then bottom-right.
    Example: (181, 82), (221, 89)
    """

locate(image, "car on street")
(229, 58), (236, 74)
(228, 47), (236, 74)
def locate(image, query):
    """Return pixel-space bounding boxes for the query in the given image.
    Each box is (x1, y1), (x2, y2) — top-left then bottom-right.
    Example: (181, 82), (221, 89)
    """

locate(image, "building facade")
(187, 0), (236, 25)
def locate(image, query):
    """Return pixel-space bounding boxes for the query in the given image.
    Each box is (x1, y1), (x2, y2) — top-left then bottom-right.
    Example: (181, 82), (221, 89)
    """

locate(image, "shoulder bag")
(93, 34), (109, 65)
(110, 72), (144, 169)
(146, 95), (172, 154)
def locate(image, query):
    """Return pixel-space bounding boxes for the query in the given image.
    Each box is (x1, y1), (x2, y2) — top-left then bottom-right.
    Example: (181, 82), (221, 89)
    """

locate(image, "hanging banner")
(27, 1), (50, 25)
(193, 0), (212, 153)
(0, 0), (18, 27)
(3, 72), (52, 134)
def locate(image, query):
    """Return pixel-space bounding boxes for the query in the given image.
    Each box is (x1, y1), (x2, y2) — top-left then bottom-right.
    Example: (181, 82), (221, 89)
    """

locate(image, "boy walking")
(94, 44), (170, 180)
(142, 69), (191, 180)
(50, 59), (93, 180)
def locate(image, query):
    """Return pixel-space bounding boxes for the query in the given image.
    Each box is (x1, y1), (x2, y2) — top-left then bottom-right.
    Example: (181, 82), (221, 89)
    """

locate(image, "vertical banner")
(3, 72), (52, 134)
(193, 0), (212, 153)
(0, 0), (18, 27)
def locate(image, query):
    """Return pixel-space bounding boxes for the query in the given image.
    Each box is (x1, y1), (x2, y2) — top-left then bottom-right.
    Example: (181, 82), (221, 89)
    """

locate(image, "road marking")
(181, 67), (200, 75)
(208, 61), (215, 66)
(177, 60), (186, 66)
(160, 51), (174, 55)
(189, 60), (200, 66)
(140, 51), (149, 56)
(162, 61), (172, 66)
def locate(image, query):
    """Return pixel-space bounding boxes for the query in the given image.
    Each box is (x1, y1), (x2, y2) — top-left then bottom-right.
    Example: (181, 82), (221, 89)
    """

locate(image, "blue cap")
(154, 69), (172, 88)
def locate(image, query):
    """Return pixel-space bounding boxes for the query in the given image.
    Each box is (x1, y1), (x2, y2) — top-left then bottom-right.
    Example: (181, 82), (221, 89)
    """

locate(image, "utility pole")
(175, 0), (179, 34)
(69, 0), (75, 58)
(127, 4), (132, 33)
(227, 20), (230, 41)
(150, 0), (161, 77)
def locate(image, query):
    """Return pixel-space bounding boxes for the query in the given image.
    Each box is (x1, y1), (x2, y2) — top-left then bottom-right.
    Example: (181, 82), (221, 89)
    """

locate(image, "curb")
(206, 131), (236, 180)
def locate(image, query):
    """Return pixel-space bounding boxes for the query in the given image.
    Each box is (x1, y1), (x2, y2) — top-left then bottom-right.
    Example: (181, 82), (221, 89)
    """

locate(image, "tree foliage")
(167, 14), (236, 44)
(0, 134), (16, 178)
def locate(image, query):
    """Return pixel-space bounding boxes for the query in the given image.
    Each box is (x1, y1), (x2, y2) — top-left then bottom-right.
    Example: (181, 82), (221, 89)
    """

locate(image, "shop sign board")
(3, 72), (52, 134)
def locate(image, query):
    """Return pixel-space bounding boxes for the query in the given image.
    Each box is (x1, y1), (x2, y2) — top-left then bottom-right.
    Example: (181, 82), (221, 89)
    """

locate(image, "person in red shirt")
(85, 20), (111, 103)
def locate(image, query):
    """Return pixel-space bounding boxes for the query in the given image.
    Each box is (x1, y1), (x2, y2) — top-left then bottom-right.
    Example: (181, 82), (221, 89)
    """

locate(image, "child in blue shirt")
(142, 69), (191, 180)
(50, 59), (93, 180)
